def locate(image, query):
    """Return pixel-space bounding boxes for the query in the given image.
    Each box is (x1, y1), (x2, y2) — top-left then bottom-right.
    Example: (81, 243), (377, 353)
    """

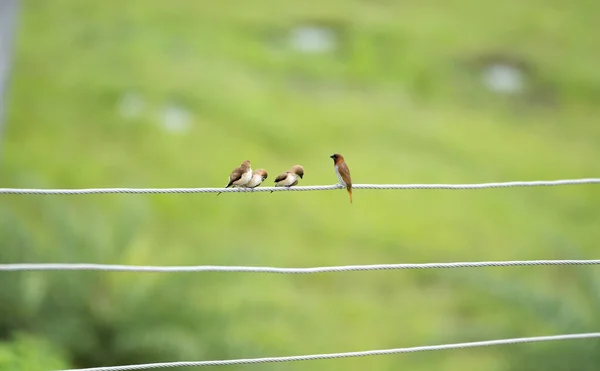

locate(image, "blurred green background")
(2, 0), (600, 370)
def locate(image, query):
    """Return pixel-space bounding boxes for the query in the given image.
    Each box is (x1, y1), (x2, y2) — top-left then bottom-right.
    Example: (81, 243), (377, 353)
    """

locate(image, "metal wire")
(0, 178), (599, 195)
(2, 260), (600, 273)
(54, 332), (600, 371)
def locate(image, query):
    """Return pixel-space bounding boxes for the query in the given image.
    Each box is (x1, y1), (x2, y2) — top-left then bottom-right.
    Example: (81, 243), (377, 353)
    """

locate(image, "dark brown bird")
(330, 153), (352, 203)
(218, 160), (252, 196)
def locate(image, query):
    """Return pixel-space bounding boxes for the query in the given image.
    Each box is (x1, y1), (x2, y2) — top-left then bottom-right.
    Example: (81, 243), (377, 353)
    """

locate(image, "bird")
(330, 153), (352, 203)
(217, 160), (252, 196)
(245, 169), (268, 189)
(272, 165), (304, 193)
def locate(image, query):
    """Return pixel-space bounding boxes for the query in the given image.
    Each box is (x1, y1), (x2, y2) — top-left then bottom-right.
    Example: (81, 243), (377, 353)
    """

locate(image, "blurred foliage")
(2, 0), (600, 370)
(450, 243), (600, 370)
(1, 195), (237, 369)
(0, 333), (69, 371)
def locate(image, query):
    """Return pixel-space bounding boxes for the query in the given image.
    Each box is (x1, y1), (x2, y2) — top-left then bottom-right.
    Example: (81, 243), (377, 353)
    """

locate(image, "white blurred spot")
(481, 63), (525, 94)
(161, 103), (192, 133)
(289, 25), (337, 54)
(117, 92), (145, 118)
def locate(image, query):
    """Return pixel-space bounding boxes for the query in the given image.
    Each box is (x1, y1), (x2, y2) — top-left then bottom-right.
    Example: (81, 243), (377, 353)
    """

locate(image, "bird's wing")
(274, 172), (289, 183)
(338, 162), (352, 185)
(226, 167), (244, 187)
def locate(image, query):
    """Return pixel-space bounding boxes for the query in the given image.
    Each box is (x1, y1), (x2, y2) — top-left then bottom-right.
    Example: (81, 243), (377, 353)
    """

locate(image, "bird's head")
(290, 165), (304, 179)
(255, 169), (268, 181)
(330, 153), (344, 164)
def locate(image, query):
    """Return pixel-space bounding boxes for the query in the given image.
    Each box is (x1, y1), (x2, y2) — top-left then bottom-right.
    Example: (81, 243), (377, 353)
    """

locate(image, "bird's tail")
(347, 185), (352, 204)
(218, 184), (232, 196)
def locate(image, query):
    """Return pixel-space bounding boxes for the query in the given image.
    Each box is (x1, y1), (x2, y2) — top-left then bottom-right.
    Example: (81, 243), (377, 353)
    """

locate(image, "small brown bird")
(245, 169), (268, 189)
(218, 160), (252, 196)
(272, 165), (304, 193)
(330, 153), (352, 203)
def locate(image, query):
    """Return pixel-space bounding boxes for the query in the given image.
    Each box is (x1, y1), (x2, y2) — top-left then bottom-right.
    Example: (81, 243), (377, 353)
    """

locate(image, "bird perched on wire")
(330, 153), (352, 204)
(218, 160), (252, 196)
(245, 169), (268, 189)
(272, 165), (304, 193)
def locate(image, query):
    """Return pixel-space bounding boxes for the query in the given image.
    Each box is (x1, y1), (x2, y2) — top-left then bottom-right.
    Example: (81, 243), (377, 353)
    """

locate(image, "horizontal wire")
(55, 332), (600, 371)
(2, 260), (600, 273)
(0, 178), (599, 195)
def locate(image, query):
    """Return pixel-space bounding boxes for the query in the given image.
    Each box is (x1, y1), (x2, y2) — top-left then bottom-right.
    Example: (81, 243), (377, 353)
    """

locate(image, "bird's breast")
(334, 165), (345, 185)
(232, 169), (253, 186)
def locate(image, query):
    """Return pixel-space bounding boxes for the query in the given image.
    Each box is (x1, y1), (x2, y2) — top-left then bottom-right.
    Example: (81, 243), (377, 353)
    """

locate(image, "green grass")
(2, 0), (600, 370)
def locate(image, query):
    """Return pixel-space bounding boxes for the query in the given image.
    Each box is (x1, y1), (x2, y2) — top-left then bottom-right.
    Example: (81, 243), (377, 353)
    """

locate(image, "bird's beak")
(299, 174), (303, 179)
(329, 154), (335, 159)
